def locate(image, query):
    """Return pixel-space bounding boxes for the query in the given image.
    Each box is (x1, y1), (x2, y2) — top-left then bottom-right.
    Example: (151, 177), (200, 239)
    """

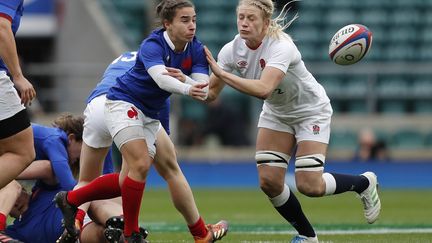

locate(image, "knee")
(154, 156), (180, 180)
(133, 160), (151, 176)
(296, 180), (324, 197)
(259, 176), (283, 197)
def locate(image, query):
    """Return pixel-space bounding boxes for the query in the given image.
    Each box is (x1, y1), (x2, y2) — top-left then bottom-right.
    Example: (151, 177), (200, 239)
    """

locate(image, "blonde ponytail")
(267, 1), (299, 39)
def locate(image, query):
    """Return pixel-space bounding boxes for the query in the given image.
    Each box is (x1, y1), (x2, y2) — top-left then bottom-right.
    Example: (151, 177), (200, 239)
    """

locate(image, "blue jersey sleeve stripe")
(0, 0), (20, 20)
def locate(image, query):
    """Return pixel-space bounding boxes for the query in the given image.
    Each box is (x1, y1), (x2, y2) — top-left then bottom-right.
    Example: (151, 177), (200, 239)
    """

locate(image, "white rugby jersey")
(217, 34), (331, 119)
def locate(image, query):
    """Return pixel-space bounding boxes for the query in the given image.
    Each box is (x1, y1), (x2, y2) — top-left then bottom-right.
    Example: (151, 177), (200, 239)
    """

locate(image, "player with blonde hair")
(203, 0), (381, 242)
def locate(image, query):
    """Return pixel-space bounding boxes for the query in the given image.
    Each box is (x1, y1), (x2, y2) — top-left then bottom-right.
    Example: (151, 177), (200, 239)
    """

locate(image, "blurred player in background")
(0, 0), (36, 190)
(55, 1), (229, 242)
(204, 0), (381, 242)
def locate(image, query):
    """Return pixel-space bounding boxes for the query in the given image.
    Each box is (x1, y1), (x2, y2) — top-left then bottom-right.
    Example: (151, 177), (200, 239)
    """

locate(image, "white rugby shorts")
(257, 104), (332, 144)
(82, 95), (113, 148)
(104, 98), (160, 158)
(0, 71), (25, 120)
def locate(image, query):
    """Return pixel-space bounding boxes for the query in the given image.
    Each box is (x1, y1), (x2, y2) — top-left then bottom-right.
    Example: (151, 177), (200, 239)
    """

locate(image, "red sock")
(188, 217), (208, 238)
(122, 176), (145, 237)
(0, 213), (6, 231)
(75, 208), (86, 230)
(67, 173), (121, 207)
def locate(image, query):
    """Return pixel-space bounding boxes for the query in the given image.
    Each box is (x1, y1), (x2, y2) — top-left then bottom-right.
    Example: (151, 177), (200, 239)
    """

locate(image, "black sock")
(275, 193), (315, 237)
(330, 173), (369, 194)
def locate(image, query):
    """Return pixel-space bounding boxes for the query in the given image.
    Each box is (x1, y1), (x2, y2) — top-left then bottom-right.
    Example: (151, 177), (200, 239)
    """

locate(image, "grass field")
(138, 189), (432, 242)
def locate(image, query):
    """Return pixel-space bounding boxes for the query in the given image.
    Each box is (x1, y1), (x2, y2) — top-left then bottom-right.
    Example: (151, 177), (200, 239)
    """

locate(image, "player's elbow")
(258, 88), (273, 100)
(206, 92), (217, 102)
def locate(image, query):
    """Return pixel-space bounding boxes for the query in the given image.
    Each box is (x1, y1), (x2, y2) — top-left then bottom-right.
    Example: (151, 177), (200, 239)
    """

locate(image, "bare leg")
(0, 181), (22, 217)
(75, 143), (111, 212)
(87, 198), (123, 226)
(79, 221), (106, 243)
(0, 127), (35, 188)
(153, 128), (200, 225)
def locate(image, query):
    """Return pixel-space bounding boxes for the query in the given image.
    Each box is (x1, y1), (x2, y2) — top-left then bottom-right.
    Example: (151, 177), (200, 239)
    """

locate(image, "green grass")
(139, 189), (432, 242)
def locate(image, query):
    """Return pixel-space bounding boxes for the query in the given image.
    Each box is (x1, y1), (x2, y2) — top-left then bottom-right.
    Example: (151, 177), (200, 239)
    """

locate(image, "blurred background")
(19, 0), (432, 188)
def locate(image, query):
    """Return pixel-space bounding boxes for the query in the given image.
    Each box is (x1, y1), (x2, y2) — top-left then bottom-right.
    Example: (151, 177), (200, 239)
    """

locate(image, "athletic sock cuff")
(124, 176), (145, 191)
(269, 184), (290, 207)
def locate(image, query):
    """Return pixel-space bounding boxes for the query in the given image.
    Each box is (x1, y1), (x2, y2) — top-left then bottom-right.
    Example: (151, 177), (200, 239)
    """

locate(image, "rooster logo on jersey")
(181, 57), (192, 71)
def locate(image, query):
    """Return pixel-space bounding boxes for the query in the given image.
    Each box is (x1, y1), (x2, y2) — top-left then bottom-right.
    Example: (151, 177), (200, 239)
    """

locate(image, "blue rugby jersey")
(0, 0), (23, 72)
(87, 51), (171, 134)
(107, 28), (208, 120)
(5, 124), (113, 242)
(87, 51), (138, 103)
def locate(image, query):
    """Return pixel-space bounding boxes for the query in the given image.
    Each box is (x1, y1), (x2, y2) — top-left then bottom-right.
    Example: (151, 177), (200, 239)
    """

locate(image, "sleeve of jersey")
(148, 65), (192, 95)
(43, 138), (77, 190)
(265, 41), (293, 74)
(140, 39), (166, 70)
(217, 43), (234, 72)
(0, 1), (20, 21)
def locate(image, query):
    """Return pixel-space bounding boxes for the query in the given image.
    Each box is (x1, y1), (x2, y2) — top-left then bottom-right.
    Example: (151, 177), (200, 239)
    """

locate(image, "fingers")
(21, 87), (36, 106)
(195, 82), (209, 88)
(165, 67), (179, 72)
(189, 87), (208, 101)
(21, 88), (36, 106)
(164, 67), (186, 82)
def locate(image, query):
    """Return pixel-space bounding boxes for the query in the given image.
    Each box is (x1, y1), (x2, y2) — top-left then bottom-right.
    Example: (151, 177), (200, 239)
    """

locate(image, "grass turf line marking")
(242, 228), (432, 235)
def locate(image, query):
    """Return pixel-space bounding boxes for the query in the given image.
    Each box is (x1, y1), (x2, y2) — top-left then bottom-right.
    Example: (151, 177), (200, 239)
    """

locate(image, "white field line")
(241, 228), (432, 235)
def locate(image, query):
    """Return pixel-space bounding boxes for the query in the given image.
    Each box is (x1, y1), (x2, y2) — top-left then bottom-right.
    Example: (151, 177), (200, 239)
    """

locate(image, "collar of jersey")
(163, 31), (188, 52)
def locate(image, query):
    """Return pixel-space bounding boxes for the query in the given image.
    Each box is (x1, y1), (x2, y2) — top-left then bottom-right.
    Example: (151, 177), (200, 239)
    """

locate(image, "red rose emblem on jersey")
(259, 58), (266, 70)
(127, 107), (138, 119)
(312, 125), (320, 135)
(181, 57), (192, 70)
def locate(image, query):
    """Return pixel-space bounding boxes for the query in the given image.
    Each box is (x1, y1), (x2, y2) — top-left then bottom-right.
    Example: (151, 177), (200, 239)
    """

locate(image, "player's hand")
(13, 75), (36, 106)
(10, 190), (30, 218)
(204, 46), (224, 77)
(164, 67), (186, 82)
(189, 82), (209, 101)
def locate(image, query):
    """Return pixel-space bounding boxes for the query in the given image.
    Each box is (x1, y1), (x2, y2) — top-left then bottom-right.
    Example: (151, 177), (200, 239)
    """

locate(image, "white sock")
(269, 184), (290, 207)
(322, 172), (336, 195)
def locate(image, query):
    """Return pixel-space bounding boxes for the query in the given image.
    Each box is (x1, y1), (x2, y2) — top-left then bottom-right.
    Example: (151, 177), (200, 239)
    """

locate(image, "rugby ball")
(329, 24), (372, 65)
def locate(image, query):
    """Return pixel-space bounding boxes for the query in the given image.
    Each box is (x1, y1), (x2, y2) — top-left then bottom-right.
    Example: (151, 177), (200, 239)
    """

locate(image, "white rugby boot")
(359, 172), (381, 224)
(291, 235), (319, 243)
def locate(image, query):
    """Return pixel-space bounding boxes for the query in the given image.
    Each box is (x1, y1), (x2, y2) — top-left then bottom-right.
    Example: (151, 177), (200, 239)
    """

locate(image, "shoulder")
(190, 37), (205, 54)
(191, 36), (205, 48)
(267, 34), (297, 52)
(218, 36), (238, 57)
(141, 28), (165, 48)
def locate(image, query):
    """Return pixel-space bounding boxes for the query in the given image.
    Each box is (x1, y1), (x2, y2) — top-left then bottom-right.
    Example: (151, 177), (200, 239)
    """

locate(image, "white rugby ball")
(329, 24), (373, 65)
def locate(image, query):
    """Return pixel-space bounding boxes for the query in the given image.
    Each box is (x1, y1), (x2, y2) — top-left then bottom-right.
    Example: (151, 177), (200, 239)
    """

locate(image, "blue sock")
(330, 173), (369, 194)
(275, 192), (316, 237)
